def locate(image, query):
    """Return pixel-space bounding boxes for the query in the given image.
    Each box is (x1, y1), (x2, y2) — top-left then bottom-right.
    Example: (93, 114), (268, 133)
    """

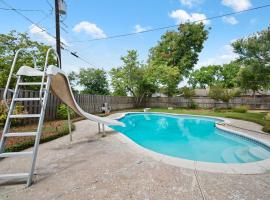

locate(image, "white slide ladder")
(0, 48), (56, 187)
(0, 48), (123, 187)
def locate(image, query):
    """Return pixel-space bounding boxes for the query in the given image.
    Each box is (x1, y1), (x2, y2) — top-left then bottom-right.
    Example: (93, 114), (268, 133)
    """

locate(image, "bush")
(180, 86), (195, 99)
(213, 107), (229, 113)
(262, 121), (270, 133)
(0, 100), (27, 127)
(208, 86), (238, 107)
(57, 104), (76, 120)
(232, 105), (249, 113)
(265, 112), (270, 121)
(188, 101), (198, 109)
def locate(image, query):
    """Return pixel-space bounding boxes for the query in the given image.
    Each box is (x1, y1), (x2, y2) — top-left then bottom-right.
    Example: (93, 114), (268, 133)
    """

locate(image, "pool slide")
(17, 65), (124, 127)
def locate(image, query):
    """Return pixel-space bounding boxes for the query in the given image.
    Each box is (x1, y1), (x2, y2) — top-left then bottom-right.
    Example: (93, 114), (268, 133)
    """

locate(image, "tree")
(68, 71), (79, 94)
(110, 50), (156, 105)
(146, 64), (180, 97)
(0, 30), (56, 88)
(188, 65), (222, 88)
(220, 62), (240, 88)
(233, 25), (270, 95)
(73, 68), (110, 95)
(237, 62), (269, 96)
(179, 86), (195, 99)
(188, 62), (240, 88)
(149, 22), (209, 78)
(208, 86), (238, 108)
(179, 86), (197, 108)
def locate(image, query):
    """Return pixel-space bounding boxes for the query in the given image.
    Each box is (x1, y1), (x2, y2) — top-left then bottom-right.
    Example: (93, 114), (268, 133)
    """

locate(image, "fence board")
(1, 87), (270, 126)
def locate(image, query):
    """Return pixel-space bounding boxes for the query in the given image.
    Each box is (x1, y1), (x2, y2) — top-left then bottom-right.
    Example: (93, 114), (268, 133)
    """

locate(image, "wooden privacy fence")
(1, 87), (270, 124)
(146, 96), (270, 110)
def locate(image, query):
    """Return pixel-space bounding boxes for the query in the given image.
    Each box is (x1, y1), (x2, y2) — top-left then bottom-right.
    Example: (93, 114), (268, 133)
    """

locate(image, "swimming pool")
(111, 113), (270, 163)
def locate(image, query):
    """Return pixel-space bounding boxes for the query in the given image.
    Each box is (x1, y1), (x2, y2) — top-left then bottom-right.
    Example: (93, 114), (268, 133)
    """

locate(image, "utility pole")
(55, 0), (61, 68)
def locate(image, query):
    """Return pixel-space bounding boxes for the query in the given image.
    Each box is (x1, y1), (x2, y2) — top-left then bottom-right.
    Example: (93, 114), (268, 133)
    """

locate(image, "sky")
(0, 0), (270, 79)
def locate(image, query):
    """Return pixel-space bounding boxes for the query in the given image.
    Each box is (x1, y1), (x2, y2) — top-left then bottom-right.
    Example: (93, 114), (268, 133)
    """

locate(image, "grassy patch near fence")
(120, 108), (270, 133)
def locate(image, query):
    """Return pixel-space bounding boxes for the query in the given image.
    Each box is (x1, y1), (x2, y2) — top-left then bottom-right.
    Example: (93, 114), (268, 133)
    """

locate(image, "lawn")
(121, 108), (270, 133)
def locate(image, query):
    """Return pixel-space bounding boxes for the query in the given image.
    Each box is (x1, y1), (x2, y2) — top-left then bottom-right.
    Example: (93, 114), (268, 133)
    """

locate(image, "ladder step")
(18, 82), (45, 86)
(0, 173), (29, 180)
(14, 98), (43, 101)
(0, 151), (33, 158)
(5, 132), (37, 137)
(10, 114), (41, 118)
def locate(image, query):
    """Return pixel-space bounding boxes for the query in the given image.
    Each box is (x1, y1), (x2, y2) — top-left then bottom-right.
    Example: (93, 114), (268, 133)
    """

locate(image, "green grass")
(121, 108), (270, 133)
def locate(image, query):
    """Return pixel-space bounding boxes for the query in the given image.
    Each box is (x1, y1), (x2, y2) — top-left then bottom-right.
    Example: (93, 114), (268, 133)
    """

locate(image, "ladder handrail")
(39, 48), (61, 101)
(3, 48), (37, 110)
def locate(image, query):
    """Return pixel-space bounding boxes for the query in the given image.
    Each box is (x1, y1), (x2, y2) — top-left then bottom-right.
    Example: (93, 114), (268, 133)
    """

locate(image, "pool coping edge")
(109, 112), (270, 175)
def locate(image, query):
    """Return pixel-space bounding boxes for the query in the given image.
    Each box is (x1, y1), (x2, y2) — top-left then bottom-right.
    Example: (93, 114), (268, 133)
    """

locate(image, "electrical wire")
(68, 4), (270, 43)
(0, 0), (94, 67)
(0, 7), (45, 12)
(0, 0), (56, 39)
(62, 47), (98, 67)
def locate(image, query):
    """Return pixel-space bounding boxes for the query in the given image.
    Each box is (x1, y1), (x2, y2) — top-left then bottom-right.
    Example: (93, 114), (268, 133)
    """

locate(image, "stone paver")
(0, 118), (270, 200)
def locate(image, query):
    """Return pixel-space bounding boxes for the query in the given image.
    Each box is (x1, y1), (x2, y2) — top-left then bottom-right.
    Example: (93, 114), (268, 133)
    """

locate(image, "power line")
(0, 7), (45, 12)
(62, 47), (98, 67)
(0, 0), (56, 39)
(0, 0), (93, 67)
(68, 4), (270, 43)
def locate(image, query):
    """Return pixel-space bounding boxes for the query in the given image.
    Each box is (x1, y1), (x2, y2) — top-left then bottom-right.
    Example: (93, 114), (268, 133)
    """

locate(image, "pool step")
(248, 147), (270, 160)
(221, 147), (241, 163)
(234, 148), (257, 163)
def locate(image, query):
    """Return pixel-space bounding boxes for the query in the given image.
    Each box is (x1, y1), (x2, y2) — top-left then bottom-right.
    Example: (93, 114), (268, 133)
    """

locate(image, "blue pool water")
(111, 113), (270, 163)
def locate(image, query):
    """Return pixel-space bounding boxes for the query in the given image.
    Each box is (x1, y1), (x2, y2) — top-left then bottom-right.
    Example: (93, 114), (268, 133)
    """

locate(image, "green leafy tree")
(179, 86), (195, 99)
(220, 62), (240, 88)
(0, 30), (56, 88)
(73, 68), (110, 95)
(188, 62), (240, 88)
(179, 86), (197, 108)
(68, 71), (79, 94)
(188, 65), (222, 88)
(233, 25), (270, 95)
(208, 86), (238, 108)
(146, 64), (180, 97)
(149, 23), (209, 78)
(110, 50), (156, 105)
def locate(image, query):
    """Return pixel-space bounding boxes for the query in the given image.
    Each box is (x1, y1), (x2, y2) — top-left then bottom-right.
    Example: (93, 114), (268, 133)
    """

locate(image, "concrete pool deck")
(1, 114), (270, 199)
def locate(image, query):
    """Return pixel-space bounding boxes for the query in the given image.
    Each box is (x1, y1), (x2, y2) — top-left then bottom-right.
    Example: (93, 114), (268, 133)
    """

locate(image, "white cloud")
(196, 44), (238, 68)
(134, 24), (151, 33)
(169, 9), (210, 25)
(221, 0), (252, 11)
(72, 21), (106, 39)
(29, 24), (68, 46)
(179, 0), (202, 7)
(222, 16), (238, 25)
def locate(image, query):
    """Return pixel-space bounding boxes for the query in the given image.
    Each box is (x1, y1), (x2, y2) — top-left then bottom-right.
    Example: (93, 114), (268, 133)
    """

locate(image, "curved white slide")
(17, 65), (124, 126)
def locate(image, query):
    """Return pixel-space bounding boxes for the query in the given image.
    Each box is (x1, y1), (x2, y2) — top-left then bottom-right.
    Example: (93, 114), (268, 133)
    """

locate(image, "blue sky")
(0, 0), (270, 77)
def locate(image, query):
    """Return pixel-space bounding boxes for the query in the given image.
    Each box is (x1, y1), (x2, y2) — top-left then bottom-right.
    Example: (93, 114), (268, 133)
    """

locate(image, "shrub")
(232, 105), (249, 113)
(265, 112), (270, 121)
(208, 86), (237, 103)
(213, 107), (228, 113)
(0, 101), (7, 127)
(188, 101), (198, 109)
(262, 121), (270, 133)
(179, 86), (195, 99)
(57, 104), (76, 119)
(0, 100), (27, 127)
